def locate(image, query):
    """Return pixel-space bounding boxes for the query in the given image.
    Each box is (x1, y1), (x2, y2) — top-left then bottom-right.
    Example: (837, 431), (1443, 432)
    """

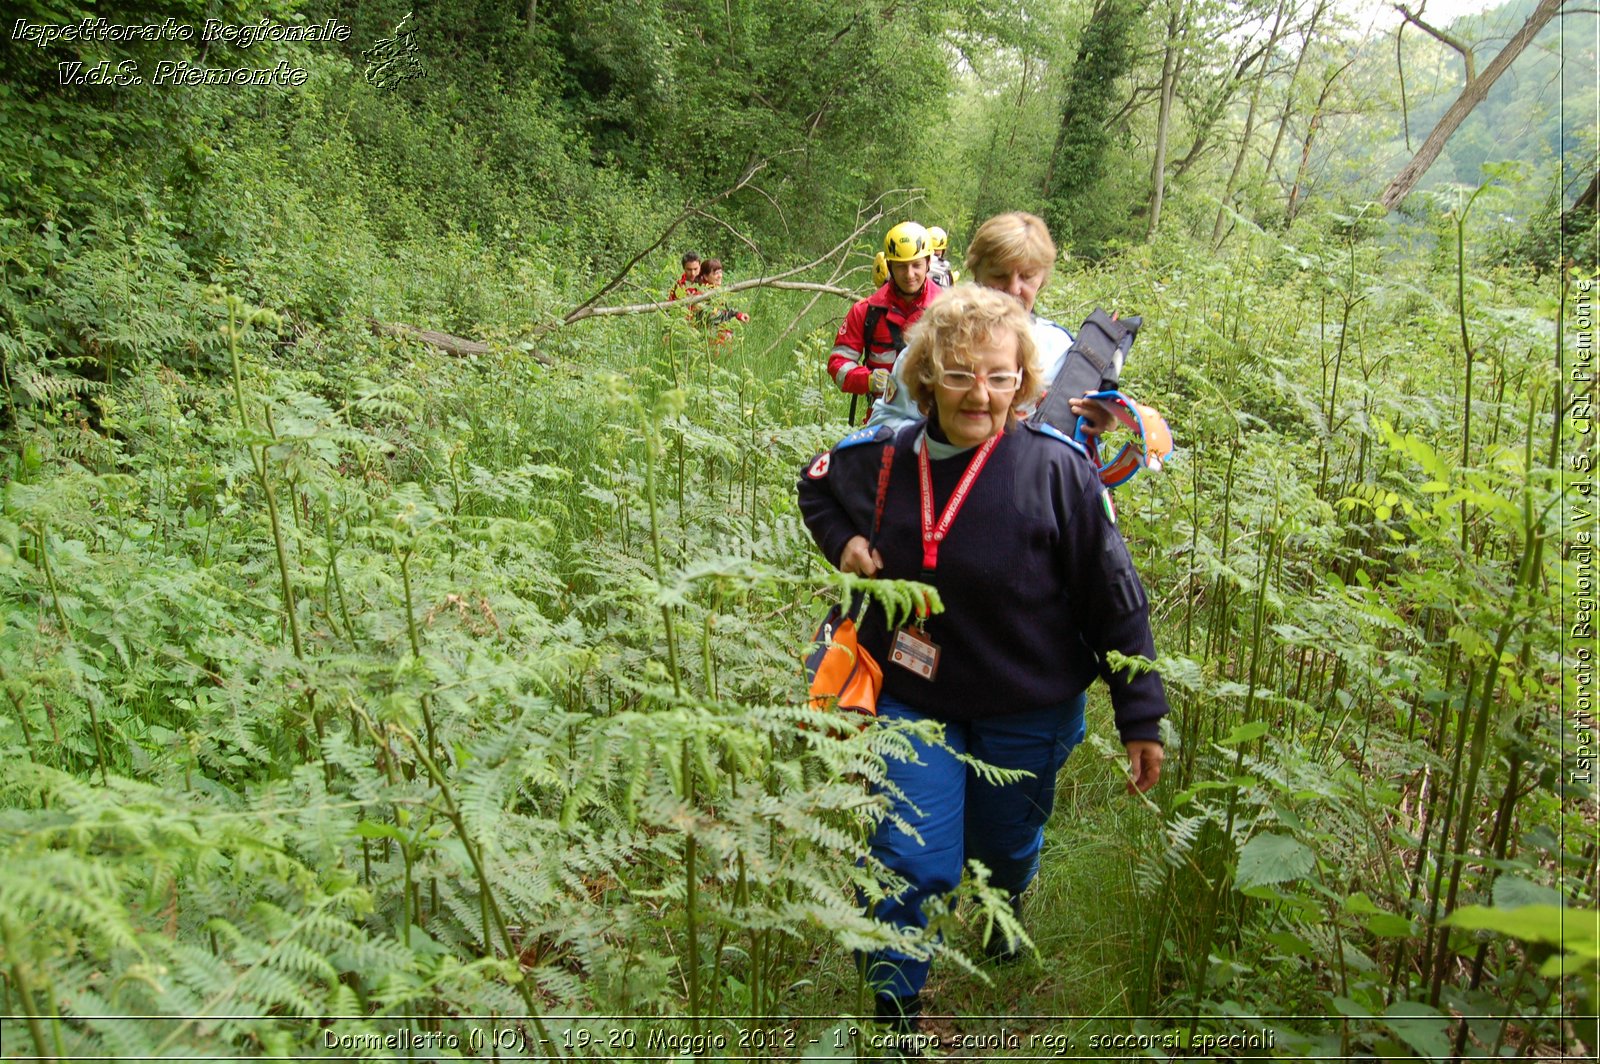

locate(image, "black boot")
(874, 991), (922, 1031)
(873, 992), (925, 1058)
(985, 892), (1027, 964)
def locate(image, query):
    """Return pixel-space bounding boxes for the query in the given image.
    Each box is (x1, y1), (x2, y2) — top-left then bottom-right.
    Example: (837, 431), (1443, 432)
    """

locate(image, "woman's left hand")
(1125, 740), (1164, 794)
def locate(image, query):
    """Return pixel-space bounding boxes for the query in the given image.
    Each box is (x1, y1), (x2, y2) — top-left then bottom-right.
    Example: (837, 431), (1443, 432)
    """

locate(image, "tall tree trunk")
(1264, 0), (1327, 188)
(1211, 0), (1292, 247)
(1042, 0), (1147, 245)
(1572, 168), (1600, 216)
(975, 55), (1035, 228)
(974, 121), (1008, 232)
(1286, 59), (1352, 224)
(1378, 0), (1568, 212)
(1041, 95), (1073, 201)
(1564, 166), (1600, 238)
(1169, 37), (1268, 185)
(1147, 0), (1188, 238)
(1285, 114), (1321, 224)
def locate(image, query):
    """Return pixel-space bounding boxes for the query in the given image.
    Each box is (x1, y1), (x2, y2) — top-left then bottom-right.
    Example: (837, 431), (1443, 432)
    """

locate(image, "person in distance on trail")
(687, 258), (749, 342)
(678, 257), (715, 329)
(828, 221), (943, 423)
(670, 251), (701, 301)
(925, 225), (957, 288)
(798, 284), (1168, 1034)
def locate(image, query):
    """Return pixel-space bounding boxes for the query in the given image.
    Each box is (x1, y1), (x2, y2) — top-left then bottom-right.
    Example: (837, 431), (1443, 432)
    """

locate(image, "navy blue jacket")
(798, 420), (1168, 743)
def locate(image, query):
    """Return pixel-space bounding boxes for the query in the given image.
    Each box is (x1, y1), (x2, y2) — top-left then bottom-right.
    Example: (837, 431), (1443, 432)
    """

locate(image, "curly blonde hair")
(901, 284), (1041, 415)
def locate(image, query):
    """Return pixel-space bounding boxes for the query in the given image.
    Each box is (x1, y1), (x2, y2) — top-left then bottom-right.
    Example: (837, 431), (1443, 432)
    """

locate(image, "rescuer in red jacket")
(828, 221), (943, 422)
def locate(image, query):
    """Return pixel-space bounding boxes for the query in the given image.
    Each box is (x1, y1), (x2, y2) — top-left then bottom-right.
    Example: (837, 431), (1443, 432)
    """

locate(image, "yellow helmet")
(872, 252), (889, 288)
(882, 221), (931, 263)
(926, 226), (949, 254)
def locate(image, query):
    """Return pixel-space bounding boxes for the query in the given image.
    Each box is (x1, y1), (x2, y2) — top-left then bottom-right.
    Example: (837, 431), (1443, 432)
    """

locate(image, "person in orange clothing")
(669, 251), (701, 301)
(686, 259), (748, 345)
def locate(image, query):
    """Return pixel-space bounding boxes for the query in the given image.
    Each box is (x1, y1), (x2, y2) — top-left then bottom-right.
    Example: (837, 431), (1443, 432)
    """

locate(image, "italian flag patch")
(1100, 489), (1116, 525)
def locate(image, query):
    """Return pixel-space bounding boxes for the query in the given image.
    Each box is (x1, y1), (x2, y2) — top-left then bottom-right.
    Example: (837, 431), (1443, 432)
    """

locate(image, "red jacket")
(828, 280), (942, 395)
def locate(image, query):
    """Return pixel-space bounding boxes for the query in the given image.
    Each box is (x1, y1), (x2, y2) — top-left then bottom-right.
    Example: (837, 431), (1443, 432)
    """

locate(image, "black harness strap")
(863, 304), (905, 359)
(849, 304), (907, 423)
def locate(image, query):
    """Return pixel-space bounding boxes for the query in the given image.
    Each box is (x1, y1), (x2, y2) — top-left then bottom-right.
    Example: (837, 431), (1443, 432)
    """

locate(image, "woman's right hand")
(839, 535), (883, 577)
(1068, 395), (1114, 436)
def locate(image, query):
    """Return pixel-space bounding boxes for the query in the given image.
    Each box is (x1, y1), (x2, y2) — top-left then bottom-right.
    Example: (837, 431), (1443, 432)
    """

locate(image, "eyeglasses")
(937, 369), (1023, 393)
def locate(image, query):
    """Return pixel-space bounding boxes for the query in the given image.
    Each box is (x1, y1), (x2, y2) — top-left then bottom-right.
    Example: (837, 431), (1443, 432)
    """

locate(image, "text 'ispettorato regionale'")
(12, 17), (351, 88)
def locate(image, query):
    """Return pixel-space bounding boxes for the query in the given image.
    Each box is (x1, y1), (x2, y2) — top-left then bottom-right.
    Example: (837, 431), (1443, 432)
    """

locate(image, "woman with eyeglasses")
(797, 283), (1169, 1036)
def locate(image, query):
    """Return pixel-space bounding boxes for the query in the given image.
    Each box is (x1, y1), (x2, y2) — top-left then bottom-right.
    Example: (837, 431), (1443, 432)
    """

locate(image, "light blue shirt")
(864, 314), (1074, 431)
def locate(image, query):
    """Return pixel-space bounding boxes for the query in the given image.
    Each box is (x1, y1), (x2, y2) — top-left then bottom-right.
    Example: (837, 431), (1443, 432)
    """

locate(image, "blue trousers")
(862, 690), (1089, 999)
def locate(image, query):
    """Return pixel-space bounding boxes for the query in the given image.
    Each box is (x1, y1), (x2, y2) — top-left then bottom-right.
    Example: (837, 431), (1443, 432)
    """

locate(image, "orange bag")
(802, 438), (896, 718)
(805, 602), (882, 716)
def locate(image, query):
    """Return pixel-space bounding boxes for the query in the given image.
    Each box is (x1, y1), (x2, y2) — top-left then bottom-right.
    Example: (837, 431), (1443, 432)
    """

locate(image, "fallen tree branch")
(754, 188), (924, 358)
(765, 281), (855, 297)
(563, 280), (855, 319)
(368, 319), (551, 364)
(561, 189), (921, 325)
(755, 281), (853, 361)
(370, 320), (487, 356)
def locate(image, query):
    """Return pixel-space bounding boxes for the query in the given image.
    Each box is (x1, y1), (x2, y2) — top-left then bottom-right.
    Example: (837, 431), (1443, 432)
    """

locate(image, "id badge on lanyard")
(888, 430), (1003, 682)
(890, 623), (940, 680)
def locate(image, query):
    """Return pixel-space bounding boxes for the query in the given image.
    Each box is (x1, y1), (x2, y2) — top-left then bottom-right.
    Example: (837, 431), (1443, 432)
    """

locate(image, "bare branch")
(757, 291), (832, 361)
(568, 283), (857, 322)
(1397, 21), (1412, 150)
(1395, 3), (1477, 81)
(766, 281), (856, 297)
(1106, 83), (1163, 129)
(743, 181), (790, 236)
(687, 208), (765, 268)
(757, 208), (893, 360)
(563, 157), (770, 325)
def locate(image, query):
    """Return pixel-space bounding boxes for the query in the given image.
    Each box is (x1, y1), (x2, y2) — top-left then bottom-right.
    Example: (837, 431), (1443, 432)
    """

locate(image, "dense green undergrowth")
(4, 204), (1594, 1057)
